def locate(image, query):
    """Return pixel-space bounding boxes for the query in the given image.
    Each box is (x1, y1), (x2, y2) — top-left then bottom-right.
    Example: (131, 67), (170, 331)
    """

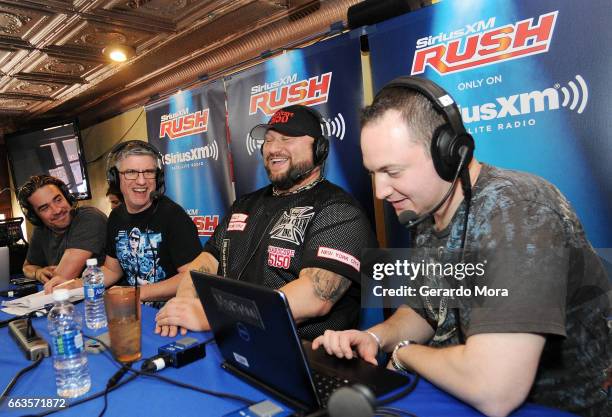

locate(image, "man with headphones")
(44, 140), (202, 304)
(312, 77), (610, 417)
(101, 140), (201, 303)
(155, 104), (377, 340)
(18, 175), (107, 287)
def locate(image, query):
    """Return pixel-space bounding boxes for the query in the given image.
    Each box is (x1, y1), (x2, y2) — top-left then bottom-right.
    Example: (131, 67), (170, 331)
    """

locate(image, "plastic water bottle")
(47, 289), (91, 398)
(83, 258), (107, 329)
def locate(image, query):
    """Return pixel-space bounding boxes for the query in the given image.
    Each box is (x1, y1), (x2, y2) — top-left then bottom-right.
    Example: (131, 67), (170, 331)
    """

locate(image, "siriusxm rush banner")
(367, 0), (612, 247)
(146, 80), (234, 244)
(225, 31), (374, 221)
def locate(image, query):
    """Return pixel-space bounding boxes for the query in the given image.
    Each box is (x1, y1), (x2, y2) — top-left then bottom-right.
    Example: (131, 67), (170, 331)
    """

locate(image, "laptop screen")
(192, 271), (320, 410)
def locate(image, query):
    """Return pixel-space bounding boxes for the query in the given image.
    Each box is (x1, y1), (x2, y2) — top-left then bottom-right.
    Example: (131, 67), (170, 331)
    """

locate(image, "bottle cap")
(52, 288), (70, 301)
(86, 258), (97, 266)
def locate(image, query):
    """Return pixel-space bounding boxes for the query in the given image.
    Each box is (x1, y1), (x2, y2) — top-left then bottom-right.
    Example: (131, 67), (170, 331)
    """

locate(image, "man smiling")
(18, 175), (107, 288)
(155, 105), (377, 339)
(44, 141), (201, 305)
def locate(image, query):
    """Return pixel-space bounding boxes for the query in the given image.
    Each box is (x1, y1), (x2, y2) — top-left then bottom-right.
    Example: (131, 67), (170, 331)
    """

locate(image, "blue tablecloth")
(0, 302), (577, 417)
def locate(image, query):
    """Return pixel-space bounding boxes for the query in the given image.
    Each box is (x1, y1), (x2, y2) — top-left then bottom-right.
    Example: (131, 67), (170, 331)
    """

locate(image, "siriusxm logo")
(460, 75), (588, 123)
(250, 74), (298, 95)
(162, 140), (219, 165)
(415, 17), (496, 49)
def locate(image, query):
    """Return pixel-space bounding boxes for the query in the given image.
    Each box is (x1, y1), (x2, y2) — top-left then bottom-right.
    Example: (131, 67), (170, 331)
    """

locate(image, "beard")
(265, 159), (315, 191)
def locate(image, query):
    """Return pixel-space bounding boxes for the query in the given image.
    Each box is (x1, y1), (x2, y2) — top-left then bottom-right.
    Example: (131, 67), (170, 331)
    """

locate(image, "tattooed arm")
(280, 267), (352, 324)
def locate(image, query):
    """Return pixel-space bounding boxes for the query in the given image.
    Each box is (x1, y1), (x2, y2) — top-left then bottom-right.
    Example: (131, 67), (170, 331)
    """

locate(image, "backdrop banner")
(367, 0), (612, 248)
(225, 31), (374, 222)
(146, 80), (234, 244)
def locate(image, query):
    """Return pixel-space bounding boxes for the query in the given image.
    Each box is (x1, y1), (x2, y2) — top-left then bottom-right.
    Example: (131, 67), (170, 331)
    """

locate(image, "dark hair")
(17, 175), (75, 226)
(360, 87), (445, 155)
(105, 186), (124, 202)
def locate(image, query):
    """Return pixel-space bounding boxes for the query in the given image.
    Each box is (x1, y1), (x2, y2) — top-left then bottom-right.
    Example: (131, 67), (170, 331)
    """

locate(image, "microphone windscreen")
(149, 190), (160, 201)
(398, 210), (419, 227)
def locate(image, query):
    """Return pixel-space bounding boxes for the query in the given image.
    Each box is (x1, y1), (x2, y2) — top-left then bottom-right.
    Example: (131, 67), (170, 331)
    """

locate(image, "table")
(0, 302), (577, 417)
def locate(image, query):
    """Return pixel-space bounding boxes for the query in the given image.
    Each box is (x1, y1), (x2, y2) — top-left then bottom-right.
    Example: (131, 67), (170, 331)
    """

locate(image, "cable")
(87, 334), (254, 405)
(376, 407), (419, 417)
(98, 363), (133, 417)
(377, 373), (420, 406)
(21, 374), (139, 417)
(0, 356), (45, 406)
(85, 108), (145, 165)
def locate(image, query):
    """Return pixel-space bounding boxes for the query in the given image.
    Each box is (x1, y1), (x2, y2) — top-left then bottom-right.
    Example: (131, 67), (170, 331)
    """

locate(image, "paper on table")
(1, 287), (84, 316)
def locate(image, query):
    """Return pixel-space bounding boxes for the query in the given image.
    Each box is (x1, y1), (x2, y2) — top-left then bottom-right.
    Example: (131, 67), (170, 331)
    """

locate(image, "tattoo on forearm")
(197, 264), (213, 274)
(309, 269), (351, 303)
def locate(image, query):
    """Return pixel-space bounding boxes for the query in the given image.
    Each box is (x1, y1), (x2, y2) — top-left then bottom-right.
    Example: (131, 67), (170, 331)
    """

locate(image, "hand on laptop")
(311, 329), (379, 366)
(155, 296), (210, 337)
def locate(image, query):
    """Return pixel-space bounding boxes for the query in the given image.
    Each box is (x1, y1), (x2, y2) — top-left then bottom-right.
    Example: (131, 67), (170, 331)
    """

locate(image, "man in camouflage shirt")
(313, 77), (610, 417)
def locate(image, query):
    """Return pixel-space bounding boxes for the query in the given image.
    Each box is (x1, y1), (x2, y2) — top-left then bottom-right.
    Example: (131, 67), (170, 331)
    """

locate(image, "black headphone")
(305, 106), (330, 166)
(106, 140), (165, 196)
(17, 175), (77, 227)
(259, 106), (330, 166)
(376, 76), (474, 182)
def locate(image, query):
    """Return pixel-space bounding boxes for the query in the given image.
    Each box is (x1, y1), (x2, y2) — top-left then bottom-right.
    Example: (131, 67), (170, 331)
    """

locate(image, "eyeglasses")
(119, 169), (157, 180)
(129, 236), (140, 242)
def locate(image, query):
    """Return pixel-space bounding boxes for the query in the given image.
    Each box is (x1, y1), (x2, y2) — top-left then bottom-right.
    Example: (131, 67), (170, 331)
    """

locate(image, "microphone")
(398, 145), (471, 229)
(149, 190), (161, 201)
(289, 164), (318, 183)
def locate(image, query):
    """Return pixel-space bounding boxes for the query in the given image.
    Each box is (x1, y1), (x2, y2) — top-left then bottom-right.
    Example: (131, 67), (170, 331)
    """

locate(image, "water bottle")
(47, 289), (91, 398)
(83, 258), (107, 329)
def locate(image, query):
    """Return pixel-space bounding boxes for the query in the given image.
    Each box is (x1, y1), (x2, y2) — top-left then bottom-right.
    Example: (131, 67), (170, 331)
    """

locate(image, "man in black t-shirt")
(18, 175), (107, 290)
(101, 140), (201, 303)
(155, 105), (377, 340)
(312, 77), (611, 417)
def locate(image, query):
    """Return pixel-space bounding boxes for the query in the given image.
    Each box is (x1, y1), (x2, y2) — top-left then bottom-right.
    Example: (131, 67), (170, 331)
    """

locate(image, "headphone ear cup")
(107, 166), (119, 190)
(431, 124), (456, 182)
(313, 136), (329, 166)
(431, 126), (475, 182)
(327, 384), (376, 417)
(432, 124), (476, 182)
(156, 168), (165, 195)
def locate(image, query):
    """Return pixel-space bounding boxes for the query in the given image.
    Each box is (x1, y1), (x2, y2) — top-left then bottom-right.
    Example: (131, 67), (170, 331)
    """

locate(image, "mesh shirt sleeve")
(66, 208), (107, 254)
(465, 200), (570, 337)
(301, 202), (377, 283)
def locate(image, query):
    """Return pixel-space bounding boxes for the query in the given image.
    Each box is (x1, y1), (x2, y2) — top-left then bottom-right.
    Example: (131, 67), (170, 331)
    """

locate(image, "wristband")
(391, 340), (417, 373)
(364, 330), (382, 353)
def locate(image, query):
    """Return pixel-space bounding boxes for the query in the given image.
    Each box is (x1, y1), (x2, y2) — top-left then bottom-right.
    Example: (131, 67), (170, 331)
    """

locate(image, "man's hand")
(154, 296), (210, 337)
(312, 329), (378, 366)
(34, 266), (56, 284)
(44, 276), (82, 294)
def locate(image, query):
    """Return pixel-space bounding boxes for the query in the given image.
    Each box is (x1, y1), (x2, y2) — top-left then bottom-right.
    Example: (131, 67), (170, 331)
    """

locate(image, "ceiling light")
(102, 45), (136, 63)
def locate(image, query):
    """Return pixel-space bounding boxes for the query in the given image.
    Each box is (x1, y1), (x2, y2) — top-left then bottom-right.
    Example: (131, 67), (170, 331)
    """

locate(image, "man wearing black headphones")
(44, 141), (202, 304)
(155, 104), (377, 340)
(312, 77), (610, 417)
(101, 140), (202, 304)
(18, 175), (107, 288)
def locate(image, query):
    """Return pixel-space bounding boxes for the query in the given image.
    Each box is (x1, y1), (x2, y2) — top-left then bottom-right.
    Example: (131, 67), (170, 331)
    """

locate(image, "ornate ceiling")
(0, 0), (353, 134)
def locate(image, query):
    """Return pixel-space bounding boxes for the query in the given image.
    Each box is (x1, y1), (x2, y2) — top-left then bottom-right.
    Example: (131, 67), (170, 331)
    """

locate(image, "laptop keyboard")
(311, 369), (352, 406)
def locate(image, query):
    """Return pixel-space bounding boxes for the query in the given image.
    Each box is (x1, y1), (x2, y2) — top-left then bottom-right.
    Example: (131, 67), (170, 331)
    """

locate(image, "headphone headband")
(106, 140), (165, 196)
(376, 75), (474, 182)
(378, 76), (468, 138)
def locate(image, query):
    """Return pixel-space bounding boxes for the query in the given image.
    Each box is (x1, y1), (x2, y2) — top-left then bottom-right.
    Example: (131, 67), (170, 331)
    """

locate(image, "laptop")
(191, 271), (411, 413)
